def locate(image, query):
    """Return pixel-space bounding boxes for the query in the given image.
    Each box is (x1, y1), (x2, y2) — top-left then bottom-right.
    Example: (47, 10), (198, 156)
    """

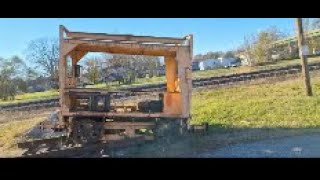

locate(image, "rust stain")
(163, 93), (182, 115)
(166, 93), (172, 106)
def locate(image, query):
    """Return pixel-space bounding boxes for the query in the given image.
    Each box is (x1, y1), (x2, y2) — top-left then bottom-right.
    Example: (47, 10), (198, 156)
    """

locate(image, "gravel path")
(195, 134), (320, 158)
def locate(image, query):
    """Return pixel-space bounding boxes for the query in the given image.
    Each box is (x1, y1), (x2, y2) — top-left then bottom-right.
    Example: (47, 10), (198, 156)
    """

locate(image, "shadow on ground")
(16, 123), (320, 158)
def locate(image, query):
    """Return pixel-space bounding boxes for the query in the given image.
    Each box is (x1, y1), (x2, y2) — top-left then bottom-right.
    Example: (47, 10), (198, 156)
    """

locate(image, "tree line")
(193, 51), (236, 61)
(80, 54), (161, 86)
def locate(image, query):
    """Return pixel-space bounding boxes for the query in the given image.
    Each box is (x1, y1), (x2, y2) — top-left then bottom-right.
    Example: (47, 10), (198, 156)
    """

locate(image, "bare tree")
(223, 51), (235, 58)
(26, 37), (59, 88)
(311, 18), (320, 29)
(241, 34), (256, 66)
(193, 54), (204, 61)
(100, 54), (160, 84)
(303, 18), (320, 55)
(83, 56), (102, 84)
(193, 51), (224, 61)
(240, 26), (285, 66)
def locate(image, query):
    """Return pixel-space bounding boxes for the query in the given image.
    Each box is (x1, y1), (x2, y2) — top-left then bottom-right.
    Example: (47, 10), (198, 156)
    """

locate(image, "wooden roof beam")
(66, 39), (180, 56)
(75, 44), (177, 56)
(65, 38), (186, 46)
(65, 31), (186, 44)
(65, 39), (182, 48)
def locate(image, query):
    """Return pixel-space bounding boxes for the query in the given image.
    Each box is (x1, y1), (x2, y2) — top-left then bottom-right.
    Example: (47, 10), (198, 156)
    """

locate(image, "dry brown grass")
(0, 108), (54, 157)
(0, 107), (56, 124)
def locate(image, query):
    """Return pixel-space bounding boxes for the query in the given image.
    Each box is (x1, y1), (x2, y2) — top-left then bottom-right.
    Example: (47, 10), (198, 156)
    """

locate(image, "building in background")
(192, 61), (200, 71)
(198, 58), (240, 70)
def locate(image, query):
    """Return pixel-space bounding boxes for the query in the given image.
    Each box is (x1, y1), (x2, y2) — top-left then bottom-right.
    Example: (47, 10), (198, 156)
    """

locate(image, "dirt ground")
(0, 107), (56, 157)
(1, 107), (320, 158)
(195, 134), (320, 158)
(14, 126), (320, 158)
(105, 128), (320, 158)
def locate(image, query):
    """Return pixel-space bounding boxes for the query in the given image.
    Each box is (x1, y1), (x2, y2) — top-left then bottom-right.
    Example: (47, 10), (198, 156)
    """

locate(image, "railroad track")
(2, 62), (320, 111)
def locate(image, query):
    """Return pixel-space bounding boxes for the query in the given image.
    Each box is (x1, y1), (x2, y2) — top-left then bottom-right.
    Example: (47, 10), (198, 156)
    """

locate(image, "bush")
(0, 81), (16, 101)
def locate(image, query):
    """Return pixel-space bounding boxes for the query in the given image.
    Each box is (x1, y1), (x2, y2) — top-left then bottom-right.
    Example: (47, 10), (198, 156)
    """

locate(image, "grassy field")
(86, 76), (165, 89)
(0, 90), (59, 105)
(191, 71), (320, 129)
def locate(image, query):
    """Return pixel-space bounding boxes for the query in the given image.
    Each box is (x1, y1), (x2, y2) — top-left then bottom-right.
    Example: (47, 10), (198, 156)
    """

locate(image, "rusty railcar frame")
(58, 25), (193, 140)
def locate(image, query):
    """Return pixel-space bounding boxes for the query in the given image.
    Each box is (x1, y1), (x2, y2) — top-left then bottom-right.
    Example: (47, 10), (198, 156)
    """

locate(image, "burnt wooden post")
(104, 94), (111, 112)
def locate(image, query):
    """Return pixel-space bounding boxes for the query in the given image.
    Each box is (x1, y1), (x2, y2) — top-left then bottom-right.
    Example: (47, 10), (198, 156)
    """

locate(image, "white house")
(199, 58), (240, 70)
(218, 58), (239, 67)
(199, 59), (221, 70)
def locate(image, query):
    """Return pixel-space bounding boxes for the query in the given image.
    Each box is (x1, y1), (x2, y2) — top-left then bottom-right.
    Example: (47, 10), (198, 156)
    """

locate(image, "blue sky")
(0, 18), (295, 60)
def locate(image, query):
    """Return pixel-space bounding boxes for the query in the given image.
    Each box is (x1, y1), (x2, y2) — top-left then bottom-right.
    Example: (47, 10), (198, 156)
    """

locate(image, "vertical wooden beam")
(177, 47), (192, 118)
(68, 55), (78, 110)
(59, 25), (67, 110)
(187, 35), (193, 114)
(59, 25), (78, 112)
(188, 34), (193, 58)
(165, 56), (178, 92)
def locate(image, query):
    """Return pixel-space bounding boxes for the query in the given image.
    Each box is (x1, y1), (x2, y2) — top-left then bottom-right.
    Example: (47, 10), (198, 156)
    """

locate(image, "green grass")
(87, 76), (165, 89)
(191, 71), (320, 129)
(0, 90), (59, 105)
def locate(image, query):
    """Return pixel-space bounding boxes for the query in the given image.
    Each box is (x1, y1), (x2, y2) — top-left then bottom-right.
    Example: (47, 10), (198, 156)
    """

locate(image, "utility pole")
(295, 18), (313, 96)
